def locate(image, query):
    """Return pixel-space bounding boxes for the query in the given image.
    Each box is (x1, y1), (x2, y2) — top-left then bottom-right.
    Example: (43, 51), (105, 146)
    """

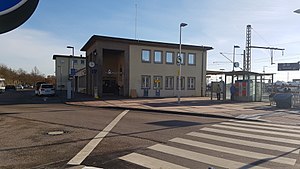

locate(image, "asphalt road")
(1, 90), (300, 169)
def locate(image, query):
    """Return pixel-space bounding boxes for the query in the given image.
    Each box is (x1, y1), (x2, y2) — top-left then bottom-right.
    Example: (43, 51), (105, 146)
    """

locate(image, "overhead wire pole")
(249, 46), (285, 65)
(244, 25), (285, 71)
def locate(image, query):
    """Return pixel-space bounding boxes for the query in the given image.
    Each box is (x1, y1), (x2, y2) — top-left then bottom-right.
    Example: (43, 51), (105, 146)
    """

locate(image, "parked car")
(35, 82), (46, 95)
(16, 85), (24, 90)
(5, 85), (16, 91)
(37, 84), (55, 96)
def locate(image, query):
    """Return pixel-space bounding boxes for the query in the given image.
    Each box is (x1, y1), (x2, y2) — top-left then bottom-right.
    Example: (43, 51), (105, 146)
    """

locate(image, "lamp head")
(180, 23), (188, 27)
(67, 46), (74, 49)
(234, 45), (240, 48)
(294, 9), (300, 14)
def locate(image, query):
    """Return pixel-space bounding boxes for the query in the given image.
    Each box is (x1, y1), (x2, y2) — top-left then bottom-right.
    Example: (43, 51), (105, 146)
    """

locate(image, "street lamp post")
(178, 23), (188, 104)
(232, 45), (240, 72)
(67, 46), (75, 99)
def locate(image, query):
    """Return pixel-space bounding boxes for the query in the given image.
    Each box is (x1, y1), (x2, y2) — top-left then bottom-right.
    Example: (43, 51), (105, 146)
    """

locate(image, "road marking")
(119, 153), (189, 169)
(82, 166), (103, 169)
(187, 132), (299, 154)
(221, 122), (300, 134)
(230, 120), (300, 129)
(170, 137), (296, 165)
(201, 127), (300, 145)
(68, 110), (130, 165)
(149, 144), (269, 169)
(213, 124), (300, 138)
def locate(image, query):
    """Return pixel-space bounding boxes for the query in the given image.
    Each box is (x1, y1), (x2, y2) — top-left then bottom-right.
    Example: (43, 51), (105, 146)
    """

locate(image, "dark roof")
(52, 54), (86, 60)
(81, 35), (213, 51)
(224, 71), (275, 76)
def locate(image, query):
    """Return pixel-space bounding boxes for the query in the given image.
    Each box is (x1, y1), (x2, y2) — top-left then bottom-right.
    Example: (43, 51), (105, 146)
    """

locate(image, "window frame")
(165, 51), (174, 64)
(153, 76), (163, 90)
(188, 53), (196, 65)
(165, 76), (174, 90)
(187, 77), (196, 90)
(176, 76), (185, 90)
(154, 50), (163, 64)
(141, 49), (151, 63)
(141, 75), (151, 89)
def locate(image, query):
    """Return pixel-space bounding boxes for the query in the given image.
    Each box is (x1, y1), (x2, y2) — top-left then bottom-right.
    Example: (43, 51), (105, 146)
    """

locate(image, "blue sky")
(1, 0), (300, 81)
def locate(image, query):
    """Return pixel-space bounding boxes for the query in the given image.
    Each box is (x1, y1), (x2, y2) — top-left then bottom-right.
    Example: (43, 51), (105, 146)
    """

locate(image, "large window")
(141, 75), (151, 89)
(177, 52), (185, 65)
(142, 50), (151, 62)
(153, 76), (163, 89)
(176, 76), (185, 90)
(154, 51), (163, 63)
(165, 76), (174, 90)
(187, 77), (196, 90)
(188, 53), (196, 65)
(166, 52), (174, 64)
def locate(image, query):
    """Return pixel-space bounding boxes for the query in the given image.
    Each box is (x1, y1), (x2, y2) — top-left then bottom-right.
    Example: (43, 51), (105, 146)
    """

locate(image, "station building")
(53, 55), (86, 93)
(81, 35), (213, 98)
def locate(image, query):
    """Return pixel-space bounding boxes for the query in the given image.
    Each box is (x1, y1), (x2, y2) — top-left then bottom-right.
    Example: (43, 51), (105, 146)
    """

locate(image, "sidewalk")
(67, 96), (288, 121)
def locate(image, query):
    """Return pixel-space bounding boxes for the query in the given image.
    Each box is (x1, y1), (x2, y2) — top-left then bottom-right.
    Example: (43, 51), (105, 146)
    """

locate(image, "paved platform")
(66, 96), (300, 125)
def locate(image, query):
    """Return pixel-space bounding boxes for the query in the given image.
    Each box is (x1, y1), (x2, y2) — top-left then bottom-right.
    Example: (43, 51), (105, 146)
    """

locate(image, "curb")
(65, 102), (261, 122)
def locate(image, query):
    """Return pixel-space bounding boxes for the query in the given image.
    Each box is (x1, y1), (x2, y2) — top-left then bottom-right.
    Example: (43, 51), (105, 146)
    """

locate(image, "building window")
(81, 60), (85, 64)
(166, 52), (174, 64)
(142, 50), (151, 62)
(141, 75), (151, 89)
(73, 59), (78, 64)
(187, 77), (196, 90)
(154, 51), (163, 63)
(188, 53), (196, 65)
(60, 60), (65, 64)
(176, 76), (185, 90)
(177, 52), (185, 65)
(165, 76), (174, 90)
(153, 76), (163, 89)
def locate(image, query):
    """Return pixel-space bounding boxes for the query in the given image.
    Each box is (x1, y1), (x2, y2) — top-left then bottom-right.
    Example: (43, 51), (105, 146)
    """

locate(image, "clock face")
(89, 61), (95, 68)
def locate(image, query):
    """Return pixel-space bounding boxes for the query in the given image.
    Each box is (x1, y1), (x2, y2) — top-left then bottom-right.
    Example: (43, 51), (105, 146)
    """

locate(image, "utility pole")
(244, 25), (285, 71)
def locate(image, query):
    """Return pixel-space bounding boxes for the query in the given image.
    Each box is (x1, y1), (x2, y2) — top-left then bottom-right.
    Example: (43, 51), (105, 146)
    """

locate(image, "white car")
(38, 84), (55, 96)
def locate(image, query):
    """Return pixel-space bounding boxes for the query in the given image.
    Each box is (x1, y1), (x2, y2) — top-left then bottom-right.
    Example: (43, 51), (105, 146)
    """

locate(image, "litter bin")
(273, 93), (293, 109)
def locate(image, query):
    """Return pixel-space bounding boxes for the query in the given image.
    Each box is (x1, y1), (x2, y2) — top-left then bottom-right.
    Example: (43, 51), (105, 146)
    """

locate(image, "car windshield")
(41, 85), (53, 89)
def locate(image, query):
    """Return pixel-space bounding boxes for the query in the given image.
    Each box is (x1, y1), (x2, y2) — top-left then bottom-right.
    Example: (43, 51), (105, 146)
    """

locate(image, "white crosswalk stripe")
(170, 137), (296, 165)
(230, 120), (300, 129)
(221, 121), (300, 134)
(149, 144), (269, 169)
(201, 127), (300, 145)
(213, 124), (300, 138)
(119, 120), (300, 169)
(120, 153), (189, 169)
(187, 132), (299, 154)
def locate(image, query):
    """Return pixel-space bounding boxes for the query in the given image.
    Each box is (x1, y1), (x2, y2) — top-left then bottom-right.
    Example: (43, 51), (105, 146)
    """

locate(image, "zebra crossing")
(119, 120), (300, 169)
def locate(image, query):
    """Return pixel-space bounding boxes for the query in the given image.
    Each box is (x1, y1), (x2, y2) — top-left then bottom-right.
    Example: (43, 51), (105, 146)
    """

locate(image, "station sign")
(0, 0), (39, 34)
(278, 62), (300, 71)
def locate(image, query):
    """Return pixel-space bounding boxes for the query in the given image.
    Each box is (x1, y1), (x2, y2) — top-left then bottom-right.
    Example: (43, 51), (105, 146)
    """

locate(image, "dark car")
(5, 85), (16, 91)
(35, 82), (46, 95)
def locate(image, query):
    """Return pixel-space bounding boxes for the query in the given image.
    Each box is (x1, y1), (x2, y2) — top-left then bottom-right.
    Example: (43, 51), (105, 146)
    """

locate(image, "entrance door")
(103, 79), (118, 95)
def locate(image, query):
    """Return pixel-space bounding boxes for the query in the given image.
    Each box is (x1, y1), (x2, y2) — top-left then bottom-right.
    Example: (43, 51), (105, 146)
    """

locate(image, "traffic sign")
(278, 63), (299, 71)
(176, 56), (181, 65)
(0, 0), (39, 34)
